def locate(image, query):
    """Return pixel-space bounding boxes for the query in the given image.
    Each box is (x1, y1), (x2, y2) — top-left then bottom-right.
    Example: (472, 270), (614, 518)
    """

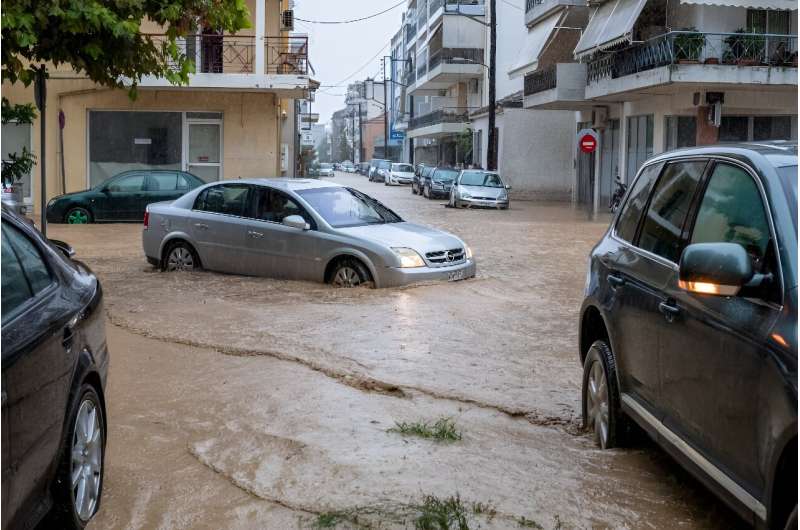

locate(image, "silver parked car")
(318, 163), (335, 177)
(449, 170), (511, 209)
(142, 179), (476, 287)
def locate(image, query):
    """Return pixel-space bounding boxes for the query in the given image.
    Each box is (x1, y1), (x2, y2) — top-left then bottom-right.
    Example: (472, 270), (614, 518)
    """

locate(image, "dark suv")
(579, 143), (797, 529)
(2, 207), (109, 529)
(422, 167), (459, 199)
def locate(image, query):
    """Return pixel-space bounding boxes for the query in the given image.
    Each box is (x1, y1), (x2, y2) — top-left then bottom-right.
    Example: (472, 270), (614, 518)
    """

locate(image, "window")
(747, 9), (790, 34)
(194, 184), (250, 216)
(626, 115), (654, 179)
(147, 172), (180, 192)
(107, 173), (145, 192)
(638, 161), (707, 262)
(691, 163), (771, 272)
(754, 116), (792, 141)
(254, 188), (312, 226)
(433, 169), (459, 181)
(1, 228), (33, 322)
(664, 116), (697, 151)
(615, 163), (662, 242)
(719, 116), (749, 142)
(296, 187), (401, 228)
(2, 122), (32, 199)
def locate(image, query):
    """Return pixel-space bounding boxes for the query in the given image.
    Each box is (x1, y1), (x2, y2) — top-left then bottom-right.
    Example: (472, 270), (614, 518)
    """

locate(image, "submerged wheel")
(163, 241), (200, 272)
(329, 258), (371, 288)
(66, 207), (92, 224)
(582, 340), (630, 449)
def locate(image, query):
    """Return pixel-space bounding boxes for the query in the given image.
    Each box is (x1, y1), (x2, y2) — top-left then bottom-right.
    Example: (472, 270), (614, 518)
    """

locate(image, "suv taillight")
(143, 211), (149, 229)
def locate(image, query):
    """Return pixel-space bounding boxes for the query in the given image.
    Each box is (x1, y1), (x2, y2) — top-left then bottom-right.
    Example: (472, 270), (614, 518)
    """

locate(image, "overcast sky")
(294, 0), (404, 125)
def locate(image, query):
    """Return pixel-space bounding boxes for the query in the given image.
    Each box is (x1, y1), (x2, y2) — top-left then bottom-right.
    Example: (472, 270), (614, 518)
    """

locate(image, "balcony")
(138, 35), (310, 94)
(407, 107), (473, 139)
(409, 47), (484, 93)
(523, 63), (591, 109)
(525, 0), (583, 27)
(586, 31), (798, 100)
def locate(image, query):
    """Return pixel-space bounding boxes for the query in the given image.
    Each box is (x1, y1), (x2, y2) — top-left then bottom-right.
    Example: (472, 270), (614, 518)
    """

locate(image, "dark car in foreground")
(46, 170), (205, 224)
(422, 167), (459, 199)
(2, 206), (109, 529)
(579, 143), (797, 529)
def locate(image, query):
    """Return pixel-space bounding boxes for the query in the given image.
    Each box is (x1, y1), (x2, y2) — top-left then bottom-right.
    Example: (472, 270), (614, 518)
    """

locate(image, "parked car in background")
(342, 162), (356, 173)
(318, 163), (335, 178)
(143, 178), (476, 288)
(412, 165), (432, 195)
(46, 170), (205, 224)
(2, 205), (109, 529)
(358, 162), (371, 176)
(449, 170), (511, 209)
(385, 163), (415, 186)
(2, 182), (28, 216)
(422, 167), (459, 199)
(370, 160), (392, 183)
(579, 143), (797, 529)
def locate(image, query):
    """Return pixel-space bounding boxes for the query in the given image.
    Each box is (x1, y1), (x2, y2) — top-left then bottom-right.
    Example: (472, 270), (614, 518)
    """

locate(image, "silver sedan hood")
(458, 185), (506, 199)
(336, 222), (464, 253)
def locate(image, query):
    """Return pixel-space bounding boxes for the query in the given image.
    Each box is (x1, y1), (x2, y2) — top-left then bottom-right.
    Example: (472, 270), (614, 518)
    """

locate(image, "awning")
(573, 0), (648, 59)
(508, 10), (564, 79)
(680, 0), (795, 8)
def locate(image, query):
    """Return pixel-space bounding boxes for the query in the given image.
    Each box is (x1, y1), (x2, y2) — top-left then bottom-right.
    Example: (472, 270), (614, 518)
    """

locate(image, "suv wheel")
(51, 384), (105, 528)
(582, 340), (630, 449)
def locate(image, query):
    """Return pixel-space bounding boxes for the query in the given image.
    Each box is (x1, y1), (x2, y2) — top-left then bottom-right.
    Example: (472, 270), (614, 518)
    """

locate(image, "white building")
(521, 0), (798, 211)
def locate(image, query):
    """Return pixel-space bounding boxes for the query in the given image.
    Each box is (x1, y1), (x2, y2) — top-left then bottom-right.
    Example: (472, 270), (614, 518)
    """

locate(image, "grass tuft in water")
(388, 417), (462, 442)
(413, 494), (470, 530)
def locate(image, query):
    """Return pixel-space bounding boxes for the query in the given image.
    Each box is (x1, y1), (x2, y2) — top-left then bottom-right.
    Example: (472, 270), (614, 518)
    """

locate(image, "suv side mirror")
(678, 243), (753, 296)
(505, 185), (512, 190)
(49, 239), (76, 258)
(283, 215), (309, 230)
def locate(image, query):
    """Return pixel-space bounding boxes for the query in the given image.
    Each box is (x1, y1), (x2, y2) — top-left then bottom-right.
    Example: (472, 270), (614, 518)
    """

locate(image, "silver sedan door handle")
(248, 230), (264, 239)
(194, 223), (209, 230)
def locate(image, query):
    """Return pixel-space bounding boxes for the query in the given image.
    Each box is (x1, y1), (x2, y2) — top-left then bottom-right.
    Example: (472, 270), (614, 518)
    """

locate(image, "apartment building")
(522, 0), (797, 211)
(2, 0), (313, 215)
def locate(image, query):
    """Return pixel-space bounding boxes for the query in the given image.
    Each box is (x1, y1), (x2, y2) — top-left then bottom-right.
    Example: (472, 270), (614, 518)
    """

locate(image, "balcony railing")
(408, 107), (473, 130)
(406, 21), (418, 41)
(417, 58), (428, 79)
(523, 64), (557, 95)
(587, 31), (797, 83)
(430, 0), (444, 14)
(525, 0), (541, 12)
(153, 34), (308, 75)
(405, 66), (417, 85)
(428, 48), (485, 71)
(445, 0), (486, 15)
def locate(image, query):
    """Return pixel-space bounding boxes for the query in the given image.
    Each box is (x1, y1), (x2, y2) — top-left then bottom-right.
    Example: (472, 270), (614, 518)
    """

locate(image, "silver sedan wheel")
(332, 266), (362, 287)
(586, 360), (610, 448)
(71, 400), (102, 522)
(167, 246), (195, 271)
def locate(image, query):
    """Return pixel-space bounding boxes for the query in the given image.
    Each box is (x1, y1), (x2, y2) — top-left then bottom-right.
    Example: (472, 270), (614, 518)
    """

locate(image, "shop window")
(753, 116), (792, 141)
(719, 116), (749, 142)
(626, 115), (654, 180)
(664, 116), (697, 151)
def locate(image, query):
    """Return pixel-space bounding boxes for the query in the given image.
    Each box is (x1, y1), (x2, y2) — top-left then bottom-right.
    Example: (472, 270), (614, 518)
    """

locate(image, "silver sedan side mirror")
(283, 215), (310, 230)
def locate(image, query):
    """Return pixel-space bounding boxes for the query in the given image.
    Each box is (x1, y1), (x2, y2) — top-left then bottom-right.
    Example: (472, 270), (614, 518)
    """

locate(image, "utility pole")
(382, 61), (390, 161)
(358, 102), (364, 164)
(487, 0), (497, 171)
(34, 66), (47, 235)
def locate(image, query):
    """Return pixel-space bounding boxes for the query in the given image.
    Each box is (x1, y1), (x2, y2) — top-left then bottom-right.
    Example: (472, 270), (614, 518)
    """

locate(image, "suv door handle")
(607, 274), (625, 288)
(658, 301), (680, 322)
(248, 231), (264, 239)
(194, 223), (209, 230)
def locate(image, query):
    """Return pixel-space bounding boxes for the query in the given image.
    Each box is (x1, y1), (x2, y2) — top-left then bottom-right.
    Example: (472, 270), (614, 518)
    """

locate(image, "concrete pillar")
(255, 0), (265, 75)
(696, 106), (719, 145)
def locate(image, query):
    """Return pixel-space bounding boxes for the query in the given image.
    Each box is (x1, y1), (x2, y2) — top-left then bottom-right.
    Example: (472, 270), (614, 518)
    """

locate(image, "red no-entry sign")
(579, 133), (597, 153)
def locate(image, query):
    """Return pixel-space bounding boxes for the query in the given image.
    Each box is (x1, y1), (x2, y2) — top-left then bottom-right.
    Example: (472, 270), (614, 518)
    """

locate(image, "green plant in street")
(672, 28), (705, 61)
(388, 417), (462, 442)
(414, 494), (470, 530)
(517, 516), (544, 528)
(1, 97), (36, 187)
(2, 0), (251, 95)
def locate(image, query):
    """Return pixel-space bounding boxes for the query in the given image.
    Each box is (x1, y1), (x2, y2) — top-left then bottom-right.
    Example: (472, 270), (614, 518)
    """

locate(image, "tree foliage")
(1, 0), (251, 93)
(1, 97), (37, 185)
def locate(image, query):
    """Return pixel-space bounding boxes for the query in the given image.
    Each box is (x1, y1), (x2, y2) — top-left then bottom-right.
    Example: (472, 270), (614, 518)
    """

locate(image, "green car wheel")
(66, 208), (91, 224)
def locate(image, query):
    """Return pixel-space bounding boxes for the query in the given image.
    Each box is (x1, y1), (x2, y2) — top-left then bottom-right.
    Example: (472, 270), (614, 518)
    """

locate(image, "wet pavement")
(46, 172), (746, 529)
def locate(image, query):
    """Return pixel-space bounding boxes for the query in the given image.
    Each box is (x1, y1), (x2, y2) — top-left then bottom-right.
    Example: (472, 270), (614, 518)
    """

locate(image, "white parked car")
(385, 163), (415, 186)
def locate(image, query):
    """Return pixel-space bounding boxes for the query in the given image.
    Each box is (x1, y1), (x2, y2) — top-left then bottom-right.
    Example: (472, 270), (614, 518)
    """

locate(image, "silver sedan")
(449, 170), (511, 209)
(142, 178), (476, 287)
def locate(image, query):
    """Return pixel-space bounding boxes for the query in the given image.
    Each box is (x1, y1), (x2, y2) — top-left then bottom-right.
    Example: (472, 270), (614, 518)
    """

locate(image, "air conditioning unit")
(592, 106), (608, 129)
(281, 10), (294, 31)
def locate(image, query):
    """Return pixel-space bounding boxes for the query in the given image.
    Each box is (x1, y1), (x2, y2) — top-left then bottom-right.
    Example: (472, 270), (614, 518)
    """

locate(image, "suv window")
(108, 173), (145, 192)
(1, 227), (33, 322)
(194, 184), (250, 216)
(615, 163), (661, 242)
(691, 163), (772, 273)
(3, 224), (52, 294)
(638, 161), (707, 262)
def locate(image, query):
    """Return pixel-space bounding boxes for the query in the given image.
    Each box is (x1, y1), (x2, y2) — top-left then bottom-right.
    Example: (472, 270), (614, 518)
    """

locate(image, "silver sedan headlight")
(465, 245), (473, 260)
(392, 247), (425, 268)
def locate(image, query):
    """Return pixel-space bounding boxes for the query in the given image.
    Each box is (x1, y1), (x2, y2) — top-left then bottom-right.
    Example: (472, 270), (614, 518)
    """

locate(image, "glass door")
(186, 121), (222, 182)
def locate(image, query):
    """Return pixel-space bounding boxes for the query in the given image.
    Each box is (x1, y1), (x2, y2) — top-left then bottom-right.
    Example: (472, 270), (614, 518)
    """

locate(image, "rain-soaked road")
(46, 172), (746, 529)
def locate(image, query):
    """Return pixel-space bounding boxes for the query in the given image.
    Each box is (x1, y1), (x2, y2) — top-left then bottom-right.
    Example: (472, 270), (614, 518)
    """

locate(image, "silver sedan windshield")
(297, 187), (402, 228)
(460, 171), (504, 187)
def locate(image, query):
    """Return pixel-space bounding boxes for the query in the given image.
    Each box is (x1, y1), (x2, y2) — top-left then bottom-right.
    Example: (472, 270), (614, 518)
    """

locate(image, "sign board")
(390, 129), (405, 141)
(300, 132), (315, 147)
(577, 128), (598, 154)
(134, 138), (152, 145)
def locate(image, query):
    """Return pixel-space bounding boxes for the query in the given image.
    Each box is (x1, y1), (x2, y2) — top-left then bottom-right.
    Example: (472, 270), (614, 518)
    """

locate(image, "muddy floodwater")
(46, 173), (745, 529)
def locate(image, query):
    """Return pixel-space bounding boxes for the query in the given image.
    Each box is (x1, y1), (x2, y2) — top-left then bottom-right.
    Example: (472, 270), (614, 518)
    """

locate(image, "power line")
(321, 42), (390, 93)
(295, 0), (405, 24)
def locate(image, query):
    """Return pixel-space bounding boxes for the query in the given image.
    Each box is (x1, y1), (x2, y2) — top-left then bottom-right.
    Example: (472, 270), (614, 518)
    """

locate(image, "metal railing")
(405, 66), (417, 85)
(408, 107), (474, 130)
(428, 48), (484, 70)
(417, 56), (428, 78)
(150, 34), (308, 75)
(430, 0), (444, 14)
(587, 31), (797, 83)
(445, 0), (486, 15)
(523, 64), (557, 95)
(525, 0), (543, 12)
(406, 21), (418, 41)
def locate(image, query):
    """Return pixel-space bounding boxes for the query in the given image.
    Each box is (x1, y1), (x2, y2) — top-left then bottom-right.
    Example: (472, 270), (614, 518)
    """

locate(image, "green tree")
(1, 97), (36, 186)
(334, 132), (352, 163)
(2, 0), (251, 93)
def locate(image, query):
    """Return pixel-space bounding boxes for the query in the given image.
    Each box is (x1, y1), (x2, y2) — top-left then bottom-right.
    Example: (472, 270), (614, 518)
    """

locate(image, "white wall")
(486, 0), (526, 104)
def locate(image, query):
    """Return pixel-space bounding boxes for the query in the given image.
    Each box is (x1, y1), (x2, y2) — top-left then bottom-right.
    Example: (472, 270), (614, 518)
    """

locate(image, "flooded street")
(48, 173), (744, 529)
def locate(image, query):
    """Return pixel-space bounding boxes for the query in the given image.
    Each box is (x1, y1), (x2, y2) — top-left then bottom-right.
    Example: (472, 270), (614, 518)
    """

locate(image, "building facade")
(1, 0), (313, 215)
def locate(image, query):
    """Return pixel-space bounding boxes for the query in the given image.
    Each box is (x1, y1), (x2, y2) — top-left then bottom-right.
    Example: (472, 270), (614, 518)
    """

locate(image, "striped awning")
(574, 0), (648, 59)
(508, 10), (564, 79)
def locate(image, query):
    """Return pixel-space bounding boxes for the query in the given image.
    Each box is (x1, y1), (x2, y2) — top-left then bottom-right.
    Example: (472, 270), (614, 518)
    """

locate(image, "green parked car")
(46, 170), (206, 224)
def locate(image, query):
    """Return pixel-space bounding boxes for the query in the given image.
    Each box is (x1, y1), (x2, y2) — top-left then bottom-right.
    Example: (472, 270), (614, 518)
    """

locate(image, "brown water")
(45, 173), (745, 529)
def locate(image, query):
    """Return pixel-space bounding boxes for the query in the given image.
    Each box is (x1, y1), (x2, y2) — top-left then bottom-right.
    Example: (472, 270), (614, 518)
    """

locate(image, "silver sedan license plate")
(448, 269), (465, 282)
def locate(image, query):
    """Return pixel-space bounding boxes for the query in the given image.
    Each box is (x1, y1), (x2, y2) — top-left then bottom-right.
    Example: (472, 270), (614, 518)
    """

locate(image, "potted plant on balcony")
(673, 28), (705, 64)
(724, 29), (766, 66)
